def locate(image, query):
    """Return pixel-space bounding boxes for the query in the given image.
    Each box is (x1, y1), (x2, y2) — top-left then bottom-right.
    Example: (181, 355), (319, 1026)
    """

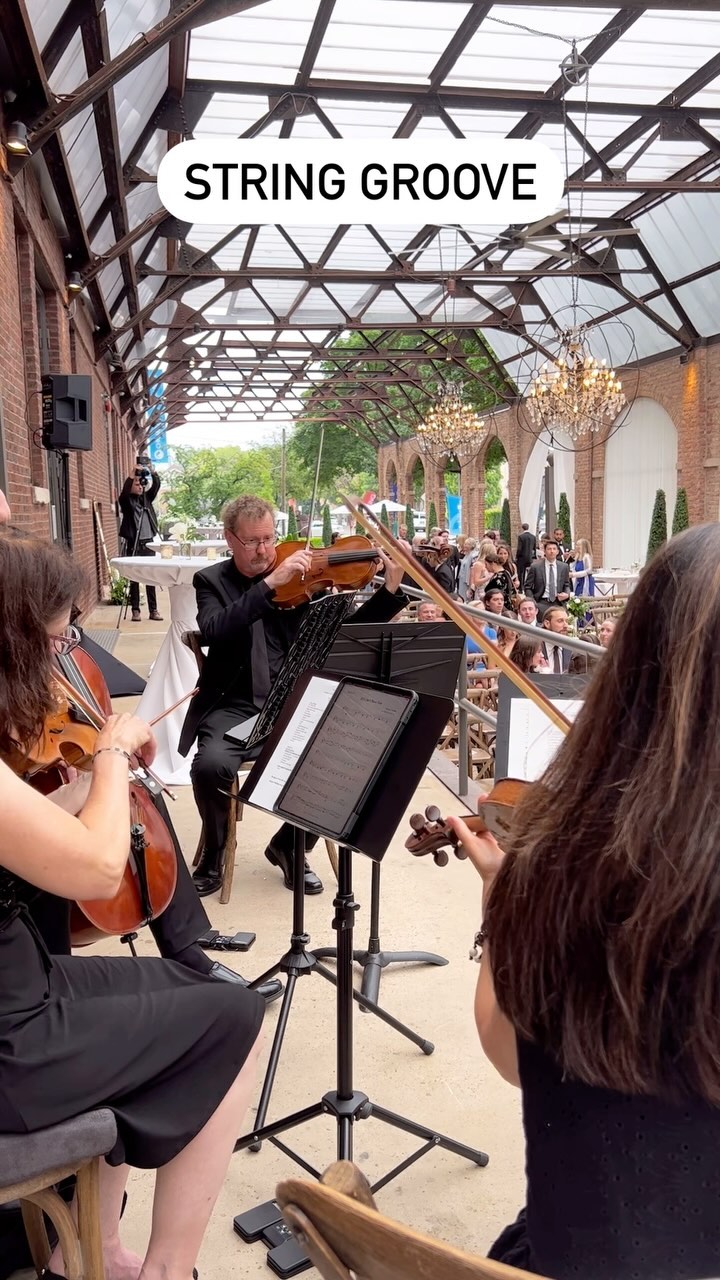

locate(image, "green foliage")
(484, 508), (501, 532)
(671, 487), (689, 536)
(443, 469), (460, 496)
(646, 489), (668, 563)
(286, 506), (299, 539)
(499, 498), (511, 546)
(322, 502), (333, 546)
(428, 501), (438, 531)
(110, 575), (127, 604)
(410, 456), (425, 503)
(484, 438), (506, 511)
(557, 492), (572, 547)
(380, 503), (389, 528)
(163, 443), (314, 523)
(288, 421), (378, 495)
(405, 504), (415, 538)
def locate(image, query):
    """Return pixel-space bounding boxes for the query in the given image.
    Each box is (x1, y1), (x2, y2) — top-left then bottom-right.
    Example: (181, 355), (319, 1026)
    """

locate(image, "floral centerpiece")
(566, 595), (588, 633)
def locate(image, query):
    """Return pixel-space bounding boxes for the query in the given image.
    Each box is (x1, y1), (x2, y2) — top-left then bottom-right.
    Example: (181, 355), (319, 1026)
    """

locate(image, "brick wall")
(379, 345), (720, 561)
(0, 153), (135, 609)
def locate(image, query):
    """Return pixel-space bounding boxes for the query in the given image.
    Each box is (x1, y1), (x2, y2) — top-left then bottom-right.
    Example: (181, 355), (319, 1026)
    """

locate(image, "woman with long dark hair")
(0, 534), (264, 1280)
(447, 524), (720, 1280)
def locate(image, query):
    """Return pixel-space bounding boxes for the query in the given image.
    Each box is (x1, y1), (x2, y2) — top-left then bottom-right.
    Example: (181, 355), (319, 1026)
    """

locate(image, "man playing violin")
(179, 495), (408, 897)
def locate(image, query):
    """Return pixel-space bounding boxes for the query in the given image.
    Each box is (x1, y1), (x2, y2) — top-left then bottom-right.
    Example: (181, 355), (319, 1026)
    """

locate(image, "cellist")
(0, 530), (264, 1280)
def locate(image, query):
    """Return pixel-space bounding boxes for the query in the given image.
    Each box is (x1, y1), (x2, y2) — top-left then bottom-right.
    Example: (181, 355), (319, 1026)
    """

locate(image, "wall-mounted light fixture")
(67, 271), (84, 293)
(6, 121), (30, 155)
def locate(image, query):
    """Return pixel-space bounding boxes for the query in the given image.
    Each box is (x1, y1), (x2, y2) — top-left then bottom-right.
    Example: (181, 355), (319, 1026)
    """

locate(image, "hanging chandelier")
(417, 379), (489, 461)
(524, 326), (626, 442)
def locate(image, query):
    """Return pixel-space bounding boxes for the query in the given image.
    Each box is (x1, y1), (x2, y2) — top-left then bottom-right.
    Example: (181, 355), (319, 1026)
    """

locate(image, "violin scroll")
(406, 806), (469, 866)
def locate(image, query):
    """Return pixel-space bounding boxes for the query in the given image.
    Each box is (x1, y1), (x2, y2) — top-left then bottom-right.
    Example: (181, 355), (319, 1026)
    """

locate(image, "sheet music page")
(506, 699), (583, 781)
(249, 675), (337, 811)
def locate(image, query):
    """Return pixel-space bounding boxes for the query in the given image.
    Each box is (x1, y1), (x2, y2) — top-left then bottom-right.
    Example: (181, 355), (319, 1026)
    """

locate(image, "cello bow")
(340, 495), (571, 737)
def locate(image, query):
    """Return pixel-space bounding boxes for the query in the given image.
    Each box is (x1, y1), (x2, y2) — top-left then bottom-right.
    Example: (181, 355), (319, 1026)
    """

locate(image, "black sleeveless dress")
(0, 871), (264, 1168)
(489, 1036), (720, 1279)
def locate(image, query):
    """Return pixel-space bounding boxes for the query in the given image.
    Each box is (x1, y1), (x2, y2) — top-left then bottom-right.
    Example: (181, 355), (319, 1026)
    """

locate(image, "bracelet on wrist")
(92, 747), (132, 765)
(469, 924), (488, 963)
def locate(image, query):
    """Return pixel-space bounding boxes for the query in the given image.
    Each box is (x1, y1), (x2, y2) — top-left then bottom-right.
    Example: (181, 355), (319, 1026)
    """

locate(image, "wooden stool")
(0, 1108), (117, 1280)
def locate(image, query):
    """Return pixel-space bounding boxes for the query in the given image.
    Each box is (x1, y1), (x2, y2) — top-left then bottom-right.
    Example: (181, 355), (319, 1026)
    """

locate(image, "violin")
(12, 647), (177, 945)
(405, 779), (530, 865)
(270, 535), (382, 608)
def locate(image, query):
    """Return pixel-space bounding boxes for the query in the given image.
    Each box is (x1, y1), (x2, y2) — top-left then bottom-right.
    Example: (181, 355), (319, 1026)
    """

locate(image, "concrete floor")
(22, 603), (526, 1279)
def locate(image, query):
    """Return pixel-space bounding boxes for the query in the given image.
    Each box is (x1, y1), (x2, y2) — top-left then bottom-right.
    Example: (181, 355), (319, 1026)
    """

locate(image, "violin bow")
(52, 668), (178, 799)
(341, 494), (571, 736)
(304, 424), (325, 552)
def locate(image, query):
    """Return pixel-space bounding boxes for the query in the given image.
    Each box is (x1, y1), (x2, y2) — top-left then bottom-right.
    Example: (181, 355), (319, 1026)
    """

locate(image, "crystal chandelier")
(525, 326), (626, 442)
(417, 380), (488, 461)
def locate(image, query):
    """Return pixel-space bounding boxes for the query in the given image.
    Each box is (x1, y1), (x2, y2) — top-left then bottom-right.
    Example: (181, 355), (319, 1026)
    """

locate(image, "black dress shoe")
(264, 843), (323, 894)
(209, 961), (283, 1004)
(193, 849), (223, 897)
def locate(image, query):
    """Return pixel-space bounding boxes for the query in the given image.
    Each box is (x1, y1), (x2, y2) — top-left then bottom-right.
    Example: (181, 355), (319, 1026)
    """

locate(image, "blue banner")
(147, 433), (169, 465)
(446, 493), (462, 537)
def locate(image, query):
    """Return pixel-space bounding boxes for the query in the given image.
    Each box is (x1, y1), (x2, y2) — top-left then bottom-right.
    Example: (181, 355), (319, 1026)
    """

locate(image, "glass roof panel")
(634, 192), (720, 279)
(313, 0), (462, 84)
(448, 6), (612, 92)
(565, 11), (720, 105)
(105, 0), (170, 59)
(23, 0), (64, 51)
(48, 28), (86, 95)
(187, 1), (315, 83)
(114, 49), (169, 165)
(674, 269), (720, 338)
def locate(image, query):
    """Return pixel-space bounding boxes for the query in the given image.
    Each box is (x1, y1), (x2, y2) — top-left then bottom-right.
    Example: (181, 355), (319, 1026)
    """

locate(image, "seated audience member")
(598, 617), (617, 648)
(540, 605), (571, 673)
(510, 635), (548, 673)
(417, 601), (444, 622)
(517, 597), (539, 627)
(445, 524), (720, 1280)
(495, 625), (518, 659)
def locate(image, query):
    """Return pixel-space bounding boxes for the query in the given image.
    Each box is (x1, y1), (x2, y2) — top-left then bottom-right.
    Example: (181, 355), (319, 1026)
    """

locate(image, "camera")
(134, 464), (152, 492)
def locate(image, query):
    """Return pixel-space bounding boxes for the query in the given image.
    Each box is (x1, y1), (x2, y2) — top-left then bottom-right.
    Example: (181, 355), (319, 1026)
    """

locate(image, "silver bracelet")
(92, 747), (132, 764)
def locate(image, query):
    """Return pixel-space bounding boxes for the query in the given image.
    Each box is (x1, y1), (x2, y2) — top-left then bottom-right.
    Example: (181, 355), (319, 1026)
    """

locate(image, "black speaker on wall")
(41, 374), (92, 451)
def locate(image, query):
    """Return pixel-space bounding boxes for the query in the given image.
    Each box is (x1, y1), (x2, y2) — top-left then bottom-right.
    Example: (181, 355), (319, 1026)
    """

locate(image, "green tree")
(500, 498), (511, 546)
(671, 487), (689, 536)
(483, 439), (505, 515)
(286, 505), (299, 539)
(322, 502), (332, 547)
(405, 504), (415, 538)
(288, 421), (378, 494)
(164, 446), (275, 522)
(646, 489), (668, 563)
(557, 492), (572, 548)
(428, 501), (438, 531)
(380, 503), (389, 528)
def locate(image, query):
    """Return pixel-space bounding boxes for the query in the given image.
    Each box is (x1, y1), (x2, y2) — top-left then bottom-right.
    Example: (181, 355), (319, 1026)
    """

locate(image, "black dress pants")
(190, 703), (317, 859)
(127, 541), (158, 613)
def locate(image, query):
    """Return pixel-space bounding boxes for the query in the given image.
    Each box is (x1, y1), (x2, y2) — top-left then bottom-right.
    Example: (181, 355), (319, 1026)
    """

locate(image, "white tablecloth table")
(593, 570), (640, 596)
(111, 556), (210, 785)
(150, 540), (228, 554)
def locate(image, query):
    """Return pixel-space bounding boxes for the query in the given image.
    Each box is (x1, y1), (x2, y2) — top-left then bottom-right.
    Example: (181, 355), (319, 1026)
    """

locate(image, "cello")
(16, 645), (177, 945)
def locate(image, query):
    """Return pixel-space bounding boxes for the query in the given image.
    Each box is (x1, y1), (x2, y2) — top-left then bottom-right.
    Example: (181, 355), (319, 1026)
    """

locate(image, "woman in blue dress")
(571, 537), (595, 600)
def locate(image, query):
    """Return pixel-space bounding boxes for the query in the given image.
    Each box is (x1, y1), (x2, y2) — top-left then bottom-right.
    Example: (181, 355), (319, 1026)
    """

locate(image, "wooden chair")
(181, 631), (339, 902)
(0, 1109), (117, 1279)
(276, 1160), (550, 1280)
(589, 595), (629, 630)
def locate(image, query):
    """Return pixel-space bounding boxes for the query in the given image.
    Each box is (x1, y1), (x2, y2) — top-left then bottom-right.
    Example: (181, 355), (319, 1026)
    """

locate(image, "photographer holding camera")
(118, 455), (163, 622)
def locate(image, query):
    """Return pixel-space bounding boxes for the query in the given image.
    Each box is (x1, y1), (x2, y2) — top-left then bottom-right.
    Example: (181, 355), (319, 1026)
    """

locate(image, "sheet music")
(279, 682), (413, 837)
(248, 675), (337, 811)
(506, 698), (583, 781)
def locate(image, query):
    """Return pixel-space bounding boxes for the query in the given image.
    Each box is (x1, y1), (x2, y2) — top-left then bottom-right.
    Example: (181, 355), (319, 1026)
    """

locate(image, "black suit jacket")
(118, 473), (161, 544)
(523, 559), (571, 608)
(178, 558), (407, 755)
(515, 529), (537, 575)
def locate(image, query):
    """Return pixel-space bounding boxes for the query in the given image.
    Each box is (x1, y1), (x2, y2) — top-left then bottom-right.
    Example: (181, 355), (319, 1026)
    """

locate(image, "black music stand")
(233, 670), (488, 1277)
(317, 621), (466, 1004)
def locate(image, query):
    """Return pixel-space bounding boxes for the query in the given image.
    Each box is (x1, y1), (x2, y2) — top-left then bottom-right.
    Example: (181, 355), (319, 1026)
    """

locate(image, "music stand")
(317, 621), (465, 1005)
(233, 670), (488, 1277)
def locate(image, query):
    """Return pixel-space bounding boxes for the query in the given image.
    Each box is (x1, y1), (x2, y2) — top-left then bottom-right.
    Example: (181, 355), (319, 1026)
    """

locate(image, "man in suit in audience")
(515, 523), (536, 588)
(523, 539), (571, 619)
(540, 606), (572, 673)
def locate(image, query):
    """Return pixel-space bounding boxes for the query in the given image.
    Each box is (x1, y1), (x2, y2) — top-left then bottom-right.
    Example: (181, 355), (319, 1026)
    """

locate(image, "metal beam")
(81, 209), (170, 283)
(26, 0), (271, 151)
(183, 77), (720, 121)
(567, 179), (720, 191)
(136, 265), (652, 281)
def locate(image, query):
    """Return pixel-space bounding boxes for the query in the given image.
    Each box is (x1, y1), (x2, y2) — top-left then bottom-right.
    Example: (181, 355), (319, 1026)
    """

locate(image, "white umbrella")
(369, 500), (407, 514)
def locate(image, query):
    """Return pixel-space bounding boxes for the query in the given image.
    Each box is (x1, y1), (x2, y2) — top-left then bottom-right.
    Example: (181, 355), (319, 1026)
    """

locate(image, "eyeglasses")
(49, 624), (81, 655)
(228, 530), (278, 552)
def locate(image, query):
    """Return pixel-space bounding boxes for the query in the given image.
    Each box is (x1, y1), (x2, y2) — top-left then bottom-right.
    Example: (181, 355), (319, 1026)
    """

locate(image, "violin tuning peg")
(433, 850), (449, 868)
(425, 805), (442, 824)
(409, 813), (426, 832)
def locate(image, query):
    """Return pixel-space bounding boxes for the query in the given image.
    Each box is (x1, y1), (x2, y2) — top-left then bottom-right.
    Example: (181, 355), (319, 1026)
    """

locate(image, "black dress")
(489, 1036), (720, 1280)
(0, 871), (264, 1169)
